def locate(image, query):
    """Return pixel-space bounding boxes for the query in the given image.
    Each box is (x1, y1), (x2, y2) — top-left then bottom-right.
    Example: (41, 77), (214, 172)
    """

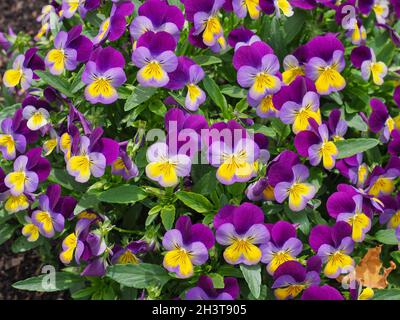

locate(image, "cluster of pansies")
(0, 0), (400, 300)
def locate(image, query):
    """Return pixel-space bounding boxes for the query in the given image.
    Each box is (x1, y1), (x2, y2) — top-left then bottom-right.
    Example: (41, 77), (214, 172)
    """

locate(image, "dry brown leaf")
(355, 245), (396, 289)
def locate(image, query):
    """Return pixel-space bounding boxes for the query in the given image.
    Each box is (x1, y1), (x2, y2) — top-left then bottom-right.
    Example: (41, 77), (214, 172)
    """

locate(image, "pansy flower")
(350, 282), (374, 300)
(163, 216), (214, 278)
(372, 0), (389, 23)
(336, 153), (369, 187)
(332, 195), (372, 242)
(67, 129), (119, 183)
(145, 142), (191, 187)
(5, 156), (39, 196)
(236, 50), (281, 103)
(3, 48), (45, 90)
(111, 149), (139, 181)
(246, 177), (272, 201)
(304, 34), (346, 95)
(301, 285), (344, 300)
(327, 108), (348, 141)
(22, 217), (40, 242)
(368, 98), (399, 142)
(260, 221), (303, 274)
(309, 222), (355, 279)
(228, 27), (261, 51)
(42, 184), (77, 221)
(271, 258), (321, 300)
(185, 0), (227, 52)
(62, 0), (100, 19)
(279, 91), (321, 134)
(229, 0), (262, 19)
(166, 57), (206, 111)
(380, 194), (400, 229)
(0, 116), (28, 160)
(260, 0), (294, 17)
(22, 105), (50, 132)
(93, 1), (134, 44)
(282, 54), (305, 85)
(185, 276), (239, 300)
(353, 46), (387, 85)
(389, 130), (400, 156)
(132, 31), (178, 87)
(274, 164), (317, 212)
(207, 121), (260, 185)
(111, 240), (148, 265)
(82, 46), (127, 104)
(0, 167), (30, 213)
(32, 193), (65, 238)
(164, 108), (208, 159)
(365, 165), (398, 197)
(45, 25), (93, 75)
(130, 0), (184, 41)
(215, 203), (270, 265)
(295, 120), (338, 170)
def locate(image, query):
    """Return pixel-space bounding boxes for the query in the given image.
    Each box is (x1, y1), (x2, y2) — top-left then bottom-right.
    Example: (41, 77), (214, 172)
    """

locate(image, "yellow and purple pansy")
(82, 46), (127, 104)
(368, 98), (399, 143)
(111, 240), (148, 265)
(145, 141), (192, 188)
(162, 216), (214, 278)
(185, 276), (239, 300)
(61, 0), (100, 19)
(260, 221), (303, 275)
(215, 203), (270, 265)
(309, 222), (355, 279)
(132, 31), (178, 88)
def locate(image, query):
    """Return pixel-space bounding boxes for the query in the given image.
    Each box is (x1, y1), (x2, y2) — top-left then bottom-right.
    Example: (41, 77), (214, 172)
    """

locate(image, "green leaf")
(34, 71), (73, 97)
(203, 75), (228, 116)
(11, 236), (42, 253)
(74, 193), (100, 215)
(107, 263), (170, 289)
(13, 272), (82, 292)
(148, 99), (167, 117)
(373, 289), (400, 300)
(0, 224), (17, 245)
(98, 185), (147, 204)
(209, 273), (224, 289)
(253, 123), (277, 138)
(375, 229), (399, 245)
(284, 10), (307, 44)
(390, 251), (400, 264)
(220, 85), (247, 98)
(336, 138), (380, 160)
(0, 103), (20, 121)
(70, 66), (85, 94)
(124, 86), (157, 111)
(48, 168), (87, 192)
(175, 191), (214, 214)
(217, 265), (244, 278)
(161, 205), (176, 230)
(240, 264), (262, 299)
(192, 55), (222, 66)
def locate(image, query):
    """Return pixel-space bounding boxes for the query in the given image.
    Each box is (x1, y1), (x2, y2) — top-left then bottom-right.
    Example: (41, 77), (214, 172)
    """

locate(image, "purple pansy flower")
(301, 285), (344, 300)
(32, 193), (65, 238)
(146, 141), (192, 187)
(271, 258), (321, 300)
(164, 108), (208, 159)
(295, 119), (339, 170)
(368, 98), (398, 142)
(93, 1), (134, 44)
(304, 34), (346, 95)
(215, 203), (270, 265)
(309, 222), (355, 279)
(260, 221), (303, 275)
(62, 0), (100, 19)
(111, 240), (148, 265)
(5, 156), (39, 196)
(130, 0), (185, 41)
(82, 46), (127, 104)
(185, 0), (227, 52)
(379, 194), (400, 230)
(132, 31), (178, 87)
(260, 0), (294, 17)
(336, 153), (369, 187)
(327, 108), (348, 141)
(163, 216), (214, 278)
(185, 276), (240, 300)
(273, 164), (317, 212)
(45, 25), (93, 75)
(364, 165), (398, 197)
(228, 27), (261, 51)
(166, 57), (206, 111)
(3, 48), (45, 90)
(389, 130), (400, 156)
(111, 148), (139, 181)
(207, 120), (260, 185)
(0, 115), (29, 160)
(0, 168), (30, 213)
(228, 0), (262, 19)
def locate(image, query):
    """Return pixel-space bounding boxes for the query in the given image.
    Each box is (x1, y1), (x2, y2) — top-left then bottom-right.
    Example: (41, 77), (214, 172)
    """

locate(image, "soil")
(0, 0), (68, 300)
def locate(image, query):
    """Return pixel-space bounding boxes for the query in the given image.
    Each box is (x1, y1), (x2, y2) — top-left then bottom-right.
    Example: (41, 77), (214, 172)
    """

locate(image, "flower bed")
(0, 0), (400, 300)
